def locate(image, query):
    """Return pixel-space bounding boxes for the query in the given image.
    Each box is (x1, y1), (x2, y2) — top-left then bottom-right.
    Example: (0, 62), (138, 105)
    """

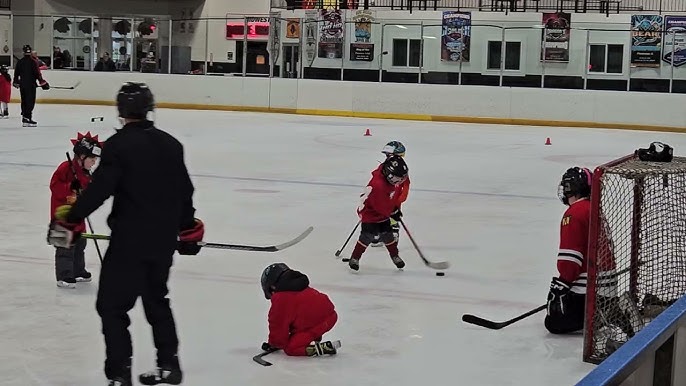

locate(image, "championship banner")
(541, 12), (571, 62)
(286, 19), (300, 39)
(631, 15), (663, 67)
(318, 9), (344, 59)
(441, 11), (470, 62)
(304, 10), (317, 65)
(662, 16), (686, 67)
(350, 10), (375, 62)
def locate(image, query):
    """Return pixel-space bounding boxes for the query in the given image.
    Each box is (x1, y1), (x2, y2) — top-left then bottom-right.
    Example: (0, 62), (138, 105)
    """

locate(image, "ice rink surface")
(1, 104), (685, 386)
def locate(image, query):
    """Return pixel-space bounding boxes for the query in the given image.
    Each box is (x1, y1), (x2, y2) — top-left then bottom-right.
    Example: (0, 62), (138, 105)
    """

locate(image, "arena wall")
(18, 70), (686, 131)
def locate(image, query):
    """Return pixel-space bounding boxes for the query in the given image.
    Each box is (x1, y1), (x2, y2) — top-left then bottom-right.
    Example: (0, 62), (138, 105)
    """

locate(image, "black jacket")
(13, 56), (43, 87)
(67, 120), (196, 256)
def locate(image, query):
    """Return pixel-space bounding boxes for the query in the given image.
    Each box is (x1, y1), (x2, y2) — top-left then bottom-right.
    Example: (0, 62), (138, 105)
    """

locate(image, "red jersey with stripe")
(557, 198), (590, 294)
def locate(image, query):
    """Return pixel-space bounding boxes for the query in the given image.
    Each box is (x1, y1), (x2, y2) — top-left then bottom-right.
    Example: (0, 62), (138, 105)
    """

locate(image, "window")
(589, 44), (623, 74)
(392, 39), (422, 67)
(487, 41), (521, 70)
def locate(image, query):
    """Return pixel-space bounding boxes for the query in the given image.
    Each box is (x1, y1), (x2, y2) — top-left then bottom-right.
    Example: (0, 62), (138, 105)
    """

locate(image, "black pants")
(19, 85), (36, 119)
(96, 244), (180, 379)
(55, 237), (87, 280)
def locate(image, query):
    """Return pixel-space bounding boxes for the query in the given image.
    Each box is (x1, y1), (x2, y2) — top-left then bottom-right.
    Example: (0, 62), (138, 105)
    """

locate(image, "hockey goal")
(583, 152), (686, 364)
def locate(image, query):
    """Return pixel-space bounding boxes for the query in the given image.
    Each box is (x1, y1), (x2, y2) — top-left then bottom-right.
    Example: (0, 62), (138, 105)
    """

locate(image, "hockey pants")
(283, 311), (338, 356)
(96, 244), (180, 379)
(19, 85), (36, 119)
(55, 237), (87, 280)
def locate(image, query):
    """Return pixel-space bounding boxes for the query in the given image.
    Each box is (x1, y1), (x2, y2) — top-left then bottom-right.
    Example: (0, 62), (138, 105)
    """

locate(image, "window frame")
(588, 43), (624, 75)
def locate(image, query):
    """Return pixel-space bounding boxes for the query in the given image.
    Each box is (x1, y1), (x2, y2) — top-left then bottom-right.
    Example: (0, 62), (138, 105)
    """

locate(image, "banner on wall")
(541, 12), (571, 62)
(270, 12), (281, 65)
(286, 19), (300, 39)
(631, 15), (663, 67)
(350, 10), (375, 62)
(304, 10), (318, 65)
(441, 11), (471, 62)
(662, 16), (686, 67)
(318, 9), (344, 59)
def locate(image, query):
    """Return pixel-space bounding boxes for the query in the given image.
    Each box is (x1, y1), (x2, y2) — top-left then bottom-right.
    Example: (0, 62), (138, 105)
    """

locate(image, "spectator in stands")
(52, 47), (64, 69)
(95, 52), (116, 72)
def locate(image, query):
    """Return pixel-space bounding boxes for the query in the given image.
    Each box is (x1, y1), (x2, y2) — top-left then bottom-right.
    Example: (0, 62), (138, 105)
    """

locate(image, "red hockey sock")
(351, 241), (367, 259)
(385, 240), (399, 257)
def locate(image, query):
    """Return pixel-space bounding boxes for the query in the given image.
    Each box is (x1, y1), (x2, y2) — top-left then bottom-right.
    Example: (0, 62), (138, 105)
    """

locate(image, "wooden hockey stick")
(82, 226), (314, 252)
(52, 80), (82, 90)
(252, 348), (279, 366)
(399, 220), (450, 270)
(462, 304), (547, 330)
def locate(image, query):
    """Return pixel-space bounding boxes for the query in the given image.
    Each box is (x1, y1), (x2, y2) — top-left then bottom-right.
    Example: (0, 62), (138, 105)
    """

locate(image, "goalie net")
(583, 153), (686, 364)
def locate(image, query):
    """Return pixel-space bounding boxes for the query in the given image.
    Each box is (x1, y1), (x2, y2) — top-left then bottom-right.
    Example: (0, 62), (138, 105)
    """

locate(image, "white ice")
(1, 104), (685, 386)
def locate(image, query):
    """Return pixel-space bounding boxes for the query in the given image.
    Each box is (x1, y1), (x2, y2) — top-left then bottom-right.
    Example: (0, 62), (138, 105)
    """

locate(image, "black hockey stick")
(65, 152), (103, 263)
(81, 226), (314, 252)
(335, 220), (360, 258)
(252, 348), (279, 366)
(399, 220), (450, 270)
(52, 81), (82, 90)
(461, 304), (547, 330)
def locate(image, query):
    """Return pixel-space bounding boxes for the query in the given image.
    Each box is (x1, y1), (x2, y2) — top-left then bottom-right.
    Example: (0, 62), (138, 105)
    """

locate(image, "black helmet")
(637, 142), (673, 162)
(381, 155), (408, 185)
(0, 65), (8, 73)
(558, 167), (592, 205)
(71, 131), (103, 158)
(260, 263), (290, 300)
(23, 45), (32, 55)
(117, 82), (155, 119)
(381, 141), (406, 157)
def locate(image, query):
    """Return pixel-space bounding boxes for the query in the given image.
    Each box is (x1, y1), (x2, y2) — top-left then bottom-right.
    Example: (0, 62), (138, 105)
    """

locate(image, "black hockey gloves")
(546, 277), (572, 316)
(177, 218), (204, 255)
(391, 207), (403, 222)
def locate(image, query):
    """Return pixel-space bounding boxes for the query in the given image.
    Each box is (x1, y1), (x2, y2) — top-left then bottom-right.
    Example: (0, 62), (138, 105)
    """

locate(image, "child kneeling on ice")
(260, 263), (340, 356)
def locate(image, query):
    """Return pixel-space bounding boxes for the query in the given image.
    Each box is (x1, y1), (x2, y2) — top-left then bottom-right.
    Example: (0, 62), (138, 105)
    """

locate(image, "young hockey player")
(49, 132), (102, 288)
(0, 65), (11, 118)
(372, 141), (410, 246)
(546, 167), (637, 339)
(349, 155), (409, 271)
(47, 82), (202, 386)
(260, 263), (339, 356)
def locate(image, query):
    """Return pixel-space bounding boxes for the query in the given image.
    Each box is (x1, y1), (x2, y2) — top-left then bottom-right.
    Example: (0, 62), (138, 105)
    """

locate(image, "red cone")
(364, 128), (372, 136)
(545, 137), (552, 145)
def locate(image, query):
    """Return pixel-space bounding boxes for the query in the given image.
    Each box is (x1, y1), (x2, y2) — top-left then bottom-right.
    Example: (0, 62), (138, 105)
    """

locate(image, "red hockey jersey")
(0, 73), (11, 103)
(268, 286), (337, 349)
(557, 198), (590, 294)
(357, 167), (405, 223)
(49, 159), (91, 233)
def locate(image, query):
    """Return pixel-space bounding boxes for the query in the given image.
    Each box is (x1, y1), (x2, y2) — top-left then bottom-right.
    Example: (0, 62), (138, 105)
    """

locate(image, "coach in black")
(48, 82), (205, 386)
(13, 44), (49, 126)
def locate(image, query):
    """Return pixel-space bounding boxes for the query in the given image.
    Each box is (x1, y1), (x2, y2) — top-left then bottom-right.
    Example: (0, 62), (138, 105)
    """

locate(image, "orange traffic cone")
(364, 128), (372, 136)
(545, 137), (552, 145)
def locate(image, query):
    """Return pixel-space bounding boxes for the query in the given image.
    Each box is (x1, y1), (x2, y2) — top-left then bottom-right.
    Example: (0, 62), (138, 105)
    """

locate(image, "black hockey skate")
(107, 377), (132, 386)
(348, 257), (360, 271)
(75, 271), (92, 282)
(306, 340), (341, 356)
(22, 117), (36, 127)
(390, 255), (405, 269)
(139, 367), (182, 385)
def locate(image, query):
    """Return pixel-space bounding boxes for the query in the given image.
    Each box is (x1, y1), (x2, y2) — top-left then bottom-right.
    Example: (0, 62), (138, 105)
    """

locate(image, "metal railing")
(270, 0), (686, 12)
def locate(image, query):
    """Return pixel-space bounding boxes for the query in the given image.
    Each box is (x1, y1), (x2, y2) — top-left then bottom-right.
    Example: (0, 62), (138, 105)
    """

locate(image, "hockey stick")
(399, 220), (450, 270)
(81, 226), (314, 252)
(65, 152), (103, 264)
(461, 304), (547, 330)
(252, 348), (280, 366)
(52, 81), (82, 90)
(335, 220), (360, 258)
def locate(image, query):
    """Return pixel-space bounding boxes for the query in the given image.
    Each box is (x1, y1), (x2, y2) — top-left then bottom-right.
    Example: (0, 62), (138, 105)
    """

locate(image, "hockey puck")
(435, 272), (445, 276)
(342, 258), (350, 262)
